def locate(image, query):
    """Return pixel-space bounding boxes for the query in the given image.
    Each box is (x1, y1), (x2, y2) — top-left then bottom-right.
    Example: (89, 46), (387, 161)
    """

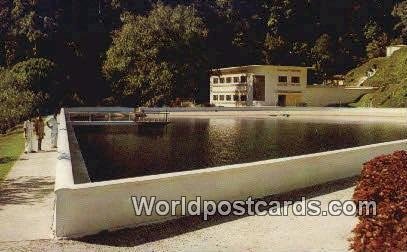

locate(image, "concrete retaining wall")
(143, 107), (406, 123)
(54, 108), (407, 237)
(67, 122), (91, 184)
(303, 87), (376, 107)
(141, 106), (405, 115)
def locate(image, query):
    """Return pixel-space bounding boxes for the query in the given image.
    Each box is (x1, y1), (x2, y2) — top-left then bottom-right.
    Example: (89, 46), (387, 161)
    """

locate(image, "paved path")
(0, 122), (56, 242)
(0, 179), (357, 251)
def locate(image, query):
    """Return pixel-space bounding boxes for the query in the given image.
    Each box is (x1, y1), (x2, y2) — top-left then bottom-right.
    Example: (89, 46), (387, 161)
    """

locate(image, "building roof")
(388, 44), (407, 47)
(211, 65), (313, 74)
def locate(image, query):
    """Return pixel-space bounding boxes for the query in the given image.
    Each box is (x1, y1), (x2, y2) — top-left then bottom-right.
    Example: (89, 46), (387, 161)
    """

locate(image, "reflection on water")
(74, 118), (407, 182)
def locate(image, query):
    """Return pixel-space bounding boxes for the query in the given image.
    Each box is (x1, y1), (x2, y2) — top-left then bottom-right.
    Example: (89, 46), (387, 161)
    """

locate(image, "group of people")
(23, 112), (59, 154)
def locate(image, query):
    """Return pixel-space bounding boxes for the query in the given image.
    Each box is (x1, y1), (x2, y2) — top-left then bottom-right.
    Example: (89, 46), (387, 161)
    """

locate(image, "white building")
(210, 65), (310, 107)
(386, 45), (407, 57)
(210, 65), (377, 107)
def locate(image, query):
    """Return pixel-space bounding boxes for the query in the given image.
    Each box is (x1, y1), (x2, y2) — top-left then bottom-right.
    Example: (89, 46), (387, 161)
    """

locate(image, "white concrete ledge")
(55, 108), (75, 189)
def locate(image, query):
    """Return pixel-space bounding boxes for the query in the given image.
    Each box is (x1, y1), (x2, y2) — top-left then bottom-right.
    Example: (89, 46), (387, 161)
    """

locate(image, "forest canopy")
(1, 0), (407, 131)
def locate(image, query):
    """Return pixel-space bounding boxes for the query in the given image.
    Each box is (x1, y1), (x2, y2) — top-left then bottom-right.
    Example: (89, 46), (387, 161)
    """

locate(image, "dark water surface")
(74, 118), (407, 182)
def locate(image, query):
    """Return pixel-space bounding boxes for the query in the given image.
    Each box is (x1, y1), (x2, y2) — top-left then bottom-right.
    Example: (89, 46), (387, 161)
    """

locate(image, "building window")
(220, 95), (225, 101)
(233, 95), (239, 101)
(241, 76), (247, 83)
(226, 77), (232, 83)
(253, 75), (265, 101)
(240, 95), (247, 101)
(233, 77), (240, 83)
(213, 95), (218, 101)
(213, 78), (219, 84)
(278, 76), (288, 83)
(220, 78), (225, 84)
(292, 76), (300, 84)
(226, 95), (231, 101)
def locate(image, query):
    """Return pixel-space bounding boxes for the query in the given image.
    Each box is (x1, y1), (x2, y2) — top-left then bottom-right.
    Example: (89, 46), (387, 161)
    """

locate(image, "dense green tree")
(263, 34), (287, 64)
(0, 82), (36, 133)
(393, 1), (407, 42)
(212, 0), (268, 66)
(103, 3), (208, 106)
(366, 33), (390, 59)
(10, 58), (61, 109)
(0, 58), (59, 132)
(312, 34), (335, 82)
(0, 0), (59, 66)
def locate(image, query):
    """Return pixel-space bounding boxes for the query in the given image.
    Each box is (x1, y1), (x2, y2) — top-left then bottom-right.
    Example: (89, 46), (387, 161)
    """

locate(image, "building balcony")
(211, 82), (248, 87)
(210, 84), (248, 93)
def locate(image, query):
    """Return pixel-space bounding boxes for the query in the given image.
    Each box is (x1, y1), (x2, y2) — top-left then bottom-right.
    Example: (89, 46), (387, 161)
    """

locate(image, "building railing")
(211, 83), (248, 87)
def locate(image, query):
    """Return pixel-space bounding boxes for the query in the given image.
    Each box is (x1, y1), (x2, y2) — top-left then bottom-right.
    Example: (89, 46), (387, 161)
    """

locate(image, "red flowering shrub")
(351, 151), (407, 252)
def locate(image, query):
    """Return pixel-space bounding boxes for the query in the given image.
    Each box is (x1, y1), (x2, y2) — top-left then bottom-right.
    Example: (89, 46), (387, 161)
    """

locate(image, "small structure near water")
(134, 111), (171, 126)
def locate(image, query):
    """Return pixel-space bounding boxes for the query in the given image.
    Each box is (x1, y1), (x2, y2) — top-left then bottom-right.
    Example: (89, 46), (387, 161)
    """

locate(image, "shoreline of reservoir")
(163, 107), (407, 123)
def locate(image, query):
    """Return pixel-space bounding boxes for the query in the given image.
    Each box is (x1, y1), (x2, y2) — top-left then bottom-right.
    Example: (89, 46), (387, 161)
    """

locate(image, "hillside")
(345, 48), (407, 108)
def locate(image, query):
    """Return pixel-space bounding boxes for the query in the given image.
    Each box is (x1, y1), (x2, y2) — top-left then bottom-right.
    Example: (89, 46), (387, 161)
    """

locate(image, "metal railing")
(67, 112), (134, 122)
(67, 111), (170, 124)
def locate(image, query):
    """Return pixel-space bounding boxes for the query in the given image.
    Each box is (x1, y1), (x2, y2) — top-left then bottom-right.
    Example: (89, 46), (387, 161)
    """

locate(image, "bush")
(10, 58), (60, 108)
(0, 58), (59, 133)
(0, 86), (36, 133)
(351, 151), (407, 251)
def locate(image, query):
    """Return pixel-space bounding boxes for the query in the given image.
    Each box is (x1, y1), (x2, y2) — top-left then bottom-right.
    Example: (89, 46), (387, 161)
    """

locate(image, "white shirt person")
(23, 119), (35, 153)
(46, 113), (59, 148)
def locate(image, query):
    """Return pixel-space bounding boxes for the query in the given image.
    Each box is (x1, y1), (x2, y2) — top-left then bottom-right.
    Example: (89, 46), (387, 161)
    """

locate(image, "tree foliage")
(103, 3), (208, 106)
(393, 1), (407, 41)
(311, 34), (335, 82)
(0, 58), (59, 133)
(0, 68), (36, 133)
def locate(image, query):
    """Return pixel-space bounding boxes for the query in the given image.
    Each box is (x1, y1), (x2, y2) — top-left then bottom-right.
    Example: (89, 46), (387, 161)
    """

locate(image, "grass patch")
(345, 57), (386, 87)
(0, 128), (25, 181)
(345, 48), (407, 107)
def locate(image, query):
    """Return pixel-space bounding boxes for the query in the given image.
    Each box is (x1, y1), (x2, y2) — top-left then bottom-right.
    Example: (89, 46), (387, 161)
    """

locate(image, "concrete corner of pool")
(53, 107), (407, 238)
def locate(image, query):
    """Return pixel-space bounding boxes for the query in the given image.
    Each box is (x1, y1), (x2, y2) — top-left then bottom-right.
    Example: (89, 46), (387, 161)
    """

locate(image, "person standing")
(34, 115), (45, 151)
(46, 112), (58, 148)
(23, 118), (35, 153)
